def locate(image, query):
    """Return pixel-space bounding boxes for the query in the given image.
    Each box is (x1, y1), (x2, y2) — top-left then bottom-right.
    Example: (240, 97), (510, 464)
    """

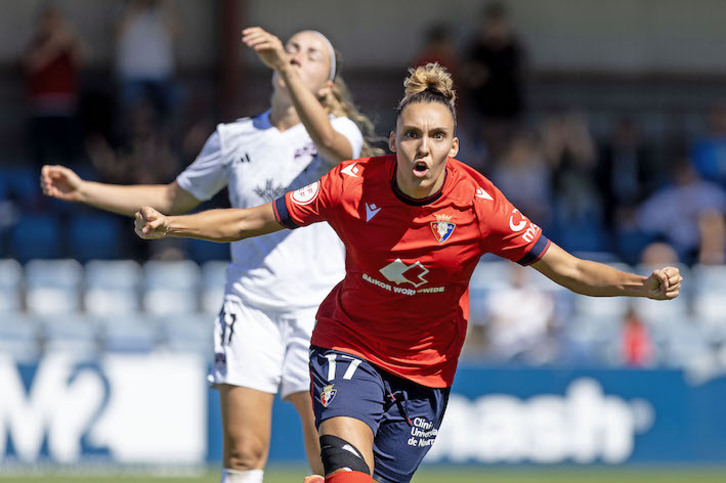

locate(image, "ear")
(388, 131), (397, 153)
(449, 136), (459, 158)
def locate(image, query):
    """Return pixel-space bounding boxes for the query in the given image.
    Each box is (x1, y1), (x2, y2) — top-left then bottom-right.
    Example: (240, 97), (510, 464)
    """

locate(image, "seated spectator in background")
(23, 3), (85, 168)
(540, 110), (603, 251)
(620, 307), (654, 367)
(640, 241), (680, 266)
(115, 0), (181, 129)
(483, 265), (558, 364)
(597, 116), (661, 237)
(411, 24), (460, 85)
(86, 98), (177, 185)
(691, 103), (726, 189)
(462, 1), (527, 159)
(637, 161), (726, 265)
(491, 131), (552, 228)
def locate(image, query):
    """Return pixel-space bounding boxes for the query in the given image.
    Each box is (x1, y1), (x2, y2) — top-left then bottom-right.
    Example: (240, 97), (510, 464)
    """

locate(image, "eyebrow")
(287, 41), (323, 55)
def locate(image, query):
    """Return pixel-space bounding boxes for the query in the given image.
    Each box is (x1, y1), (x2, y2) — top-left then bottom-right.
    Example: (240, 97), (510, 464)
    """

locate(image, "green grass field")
(2, 466), (726, 483)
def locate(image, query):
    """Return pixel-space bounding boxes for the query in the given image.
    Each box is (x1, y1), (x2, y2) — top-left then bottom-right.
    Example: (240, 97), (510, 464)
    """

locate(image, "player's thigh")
(280, 308), (317, 398)
(210, 296), (285, 392)
(372, 381), (450, 483)
(219, 384), (276, 448)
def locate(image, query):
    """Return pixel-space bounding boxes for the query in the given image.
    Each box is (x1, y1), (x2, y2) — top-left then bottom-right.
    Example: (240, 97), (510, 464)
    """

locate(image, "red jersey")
(273, 155), (550, 387)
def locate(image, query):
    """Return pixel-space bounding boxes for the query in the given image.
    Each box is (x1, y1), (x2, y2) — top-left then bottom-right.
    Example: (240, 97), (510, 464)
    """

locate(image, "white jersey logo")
(291, 181), (320, 205)
(341, 162), (360, 177)
(476, 187), (493, 200)
(509, 209), (527, 232)
(365, 203), (381, 221)
(379, 259), (429, 288)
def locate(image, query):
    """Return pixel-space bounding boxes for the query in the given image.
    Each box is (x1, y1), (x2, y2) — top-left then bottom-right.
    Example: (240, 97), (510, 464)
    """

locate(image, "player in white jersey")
(41, 27), (382, 483)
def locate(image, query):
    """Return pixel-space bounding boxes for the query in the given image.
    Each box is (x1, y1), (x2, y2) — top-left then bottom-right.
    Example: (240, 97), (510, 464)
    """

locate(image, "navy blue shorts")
(309, 346), (450, 483)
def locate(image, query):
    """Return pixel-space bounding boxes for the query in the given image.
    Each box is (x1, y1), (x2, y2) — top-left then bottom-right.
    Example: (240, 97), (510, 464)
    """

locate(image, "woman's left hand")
(645, 266), (682, 300)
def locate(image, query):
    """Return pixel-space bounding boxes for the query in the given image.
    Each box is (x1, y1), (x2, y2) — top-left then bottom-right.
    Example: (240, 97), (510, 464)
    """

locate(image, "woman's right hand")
(134, 206), (169, 240)
(40, 165), (84, 202)
(241, 27), (288, 72)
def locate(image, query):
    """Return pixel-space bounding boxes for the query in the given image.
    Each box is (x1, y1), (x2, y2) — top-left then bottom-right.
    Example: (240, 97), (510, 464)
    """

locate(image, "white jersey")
(177, 110), (363, 311)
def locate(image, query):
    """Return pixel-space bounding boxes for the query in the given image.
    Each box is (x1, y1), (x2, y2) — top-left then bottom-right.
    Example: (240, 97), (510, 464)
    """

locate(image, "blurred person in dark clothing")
(23, 3), (85, 168)
(597, 116), (661, 239)
(463, 2), (526, 159)
(691, 103), (726, 190)
(411, 24), (460, 85)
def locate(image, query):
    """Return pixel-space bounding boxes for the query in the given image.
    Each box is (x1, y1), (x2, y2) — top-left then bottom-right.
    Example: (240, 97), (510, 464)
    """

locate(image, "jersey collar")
(390, 161), (449, 206)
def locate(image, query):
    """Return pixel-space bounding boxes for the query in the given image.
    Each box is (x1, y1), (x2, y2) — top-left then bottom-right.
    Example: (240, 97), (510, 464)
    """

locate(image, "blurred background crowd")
(2, 0), (726, 380)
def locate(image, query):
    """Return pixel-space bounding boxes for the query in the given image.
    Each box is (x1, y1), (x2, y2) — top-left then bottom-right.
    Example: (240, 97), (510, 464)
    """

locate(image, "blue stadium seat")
(142, 260), (200, 315)
(25, 259), (83, 315)
(69, 214), (123, 262)
(98, 315), (158, 353)
(0, 313), (42, 362)
(0, 258), (23, 313)
(159, 314), (212, 354)
(200, 260), (228, 315)
(40, 314), (100, 356)
(84, 260), (142, 316)
(11, 214), (63, 261)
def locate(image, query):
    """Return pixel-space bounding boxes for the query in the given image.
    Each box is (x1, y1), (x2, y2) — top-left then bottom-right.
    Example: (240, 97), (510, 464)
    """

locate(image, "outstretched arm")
(531, 242), (682, 300)
(41, 165), (200, 216)
(134, 204), (284, 242)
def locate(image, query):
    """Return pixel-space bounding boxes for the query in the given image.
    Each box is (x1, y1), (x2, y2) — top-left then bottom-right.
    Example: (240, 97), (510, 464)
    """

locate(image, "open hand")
(645, 266), (682, 300)
(134, 206), (169, 240)
(40, 165), (83, 202)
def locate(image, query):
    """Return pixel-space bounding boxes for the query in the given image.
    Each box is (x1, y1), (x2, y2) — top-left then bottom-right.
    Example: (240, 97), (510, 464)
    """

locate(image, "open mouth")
(413, 161), (429, 178)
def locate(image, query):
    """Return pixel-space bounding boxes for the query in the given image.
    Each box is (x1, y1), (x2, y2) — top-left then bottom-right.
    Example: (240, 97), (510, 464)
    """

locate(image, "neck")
(395, 170), (446, 200)
(269, 95), (300, 132)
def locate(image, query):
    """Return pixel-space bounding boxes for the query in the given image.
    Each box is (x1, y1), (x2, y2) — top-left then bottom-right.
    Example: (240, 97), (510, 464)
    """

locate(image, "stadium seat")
(200, 260), (228, 315)
(142, 260), (201, 315)
(69, 214), (124, 262)
(0, 258), (23, 313)
(40, 313), (100, 356)
(84, 260), (142, 316)
(159, 314), (212, 354)
(11, 214), (63, 262)
(98, 314), (159, 353)
(25, 259), (83, 315)
(0, 313), (42, 362)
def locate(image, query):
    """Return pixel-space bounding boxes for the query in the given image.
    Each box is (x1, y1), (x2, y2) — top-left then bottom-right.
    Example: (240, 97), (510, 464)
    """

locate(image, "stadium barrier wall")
(2, 354), (726, 465)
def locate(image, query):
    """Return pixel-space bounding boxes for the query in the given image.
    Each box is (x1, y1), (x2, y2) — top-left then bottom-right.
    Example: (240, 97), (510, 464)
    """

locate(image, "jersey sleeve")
(476, 182), (551, 266)
(175, 129), (229, 201)
(272, 164), (344, 229)
(330, 116), (364, 158)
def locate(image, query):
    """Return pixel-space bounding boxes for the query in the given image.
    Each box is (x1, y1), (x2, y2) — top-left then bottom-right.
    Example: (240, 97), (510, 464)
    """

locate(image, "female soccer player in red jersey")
(42, 27), (383, 483)
(133, 63), (682, 483)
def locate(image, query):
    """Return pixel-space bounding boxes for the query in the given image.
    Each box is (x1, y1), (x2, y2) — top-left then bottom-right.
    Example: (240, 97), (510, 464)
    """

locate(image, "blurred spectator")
(23, 3), (85, 168)
(620, 307), (654, 367)
(637, 161), (726, 265)
(541, 111), (603, 252)
(115, 0), (181, 127)
(491, 131), (552, 228)
(597, 116), (661, 234)
(483, 265), (558, 364)
(462, 2), (527, 159)
(640, 241), (680, 266)
(86, 98), (177, 185)
(691, 103), (726, 189)
(411, 24), (460, 83)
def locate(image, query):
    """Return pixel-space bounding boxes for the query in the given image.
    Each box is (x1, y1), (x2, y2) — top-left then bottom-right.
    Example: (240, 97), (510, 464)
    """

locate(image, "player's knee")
(319, 434), (370, 476)
(226, 435), (267, 470)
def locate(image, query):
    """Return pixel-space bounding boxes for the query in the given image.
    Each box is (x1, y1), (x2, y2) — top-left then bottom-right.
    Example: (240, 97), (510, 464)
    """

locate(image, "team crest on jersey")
(291, 181), (320, 205)
(430, 214), (456, 244)
(320, 384), (337, 407)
